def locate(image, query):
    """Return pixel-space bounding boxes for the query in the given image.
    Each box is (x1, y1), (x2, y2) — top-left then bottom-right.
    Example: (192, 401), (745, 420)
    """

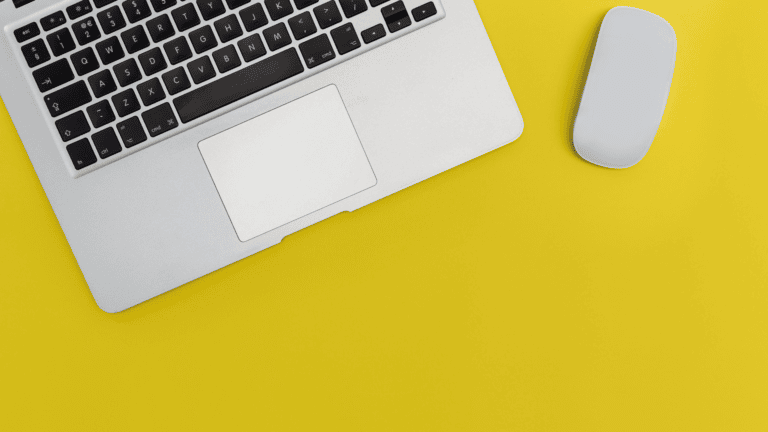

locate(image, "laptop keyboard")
(9, 0), (444, 176)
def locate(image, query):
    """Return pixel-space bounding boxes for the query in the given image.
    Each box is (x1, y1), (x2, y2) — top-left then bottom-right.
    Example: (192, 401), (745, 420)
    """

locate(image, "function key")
(411, 1), (436, 22)
(149, 0), (176, 12)
(66, 138), (98, 170)
(370, 0), (389, 6)
(67, 0), (94, 20)
(361, 23), (385, 44)
(330, 23), (360, 55)
(41, 12), (68, 31)
(56, 111), (91, 142)
(264, 0), (293, 21)
(381, 1), (410, 33)
(196, 0), (226, 20)
(294, 0), (318, 9)
(171, 4), (201, 32)
(313, 1), (342, 29)
(239, 4), (268, 32)
(94, 0), (118, 7)
(47, 28), (77, 56)
(14, 22), (40, 44)
(32, 59), (74, 92)
(116, 116), (147, 148)
(21, 39), (50, 68)
(12, 0), (37, 8)
(225, 0), (250, 9)
(97, 6), (127, 34)
(338, 0), (366, 19)
(72, 17), (102, 45)
(123, 0), (152, 23)
(92, 128), (123, 159)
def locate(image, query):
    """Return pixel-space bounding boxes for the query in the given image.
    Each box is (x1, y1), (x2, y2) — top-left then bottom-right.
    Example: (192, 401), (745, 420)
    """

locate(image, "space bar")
(174, 48), (305, 124)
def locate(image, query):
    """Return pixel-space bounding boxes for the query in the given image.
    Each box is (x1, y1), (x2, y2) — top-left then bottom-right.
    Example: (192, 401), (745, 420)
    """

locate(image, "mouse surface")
(573, 7), (677, 169)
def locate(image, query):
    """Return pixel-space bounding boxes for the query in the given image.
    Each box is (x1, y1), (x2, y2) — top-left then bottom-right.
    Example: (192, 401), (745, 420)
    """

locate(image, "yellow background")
(2, 0), (767, 430)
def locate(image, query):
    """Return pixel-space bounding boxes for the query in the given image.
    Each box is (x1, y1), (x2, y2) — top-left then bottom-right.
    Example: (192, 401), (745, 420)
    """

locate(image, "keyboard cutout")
(198, 85), (377, 242)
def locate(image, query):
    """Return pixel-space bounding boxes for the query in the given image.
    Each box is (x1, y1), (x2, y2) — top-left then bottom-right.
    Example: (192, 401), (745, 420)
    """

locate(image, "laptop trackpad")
(199, 85), (377, 242)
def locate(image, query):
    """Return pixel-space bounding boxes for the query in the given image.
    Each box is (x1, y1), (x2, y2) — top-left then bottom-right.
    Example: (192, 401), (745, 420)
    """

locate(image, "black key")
(264, 0), (293, 21)
(370, 0), (389, 6)
(294, 0), (318, 9)
(288, 12), (316, 41)
(239, 4), (268, 32)
(41, 12), (67, 32)
(116, 116), (147, 147)
(95, 36), (125, 64)
(161, 67), (191, 95)
(171, 4), (200, 32)
(196, 0), (225, 20)
(86, 99), (116, 128)
(113, 58), (142, 86)
(112, 89), (141, 116)
(141, 102), (178, 137)
(66, 138), (97, 170)
(330, 23), (360, 55)
(147, 14), (175, 42)
(412, 1), (436, 22)
(55, 111), (91, 141)
(137, 78), (166, 106)
(21, 39), (50, 68)
(88, 70), (118, 97)
(92, 127), (123, 158)
(120, 26), (150, 53)
(32, 59), (74, 92)
(138, 47), (168, 75)
(47, 28), (77, 56)
(214, 15), (243, 43)
(67, 0), (94, 20)
(212, 45), (241, 73)
(237, 34), (266, 62)
(361, 24), (384, 44)
(163, 37), (192, 64)
(338, 0), (366, 18)
(14, 23), (40, 44)
(123, 0), (152, 23)
(187, 56), (216, 83)
(382, 1), (410, 33)
(72, 17), (101, 46)
(13, 0), (37, 8)
(313, 1), (342, 29)
(298, 33), (334, 69)
(149, 0), (176, 12)
(225, 0), (249, 10)
(44, 81), (92, 117)
(263, 23), (291, 51)
(189, 26), (218, 54)
(174, 48), (303, 123)
(70, 47), (100, 75)
(97, 6), (127, 34)
(94, 0), (118, 7)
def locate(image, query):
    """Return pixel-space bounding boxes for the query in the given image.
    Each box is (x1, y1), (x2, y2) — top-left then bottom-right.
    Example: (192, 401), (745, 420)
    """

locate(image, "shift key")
(44, 81), (92, 117)
(142, 103), (178, 137)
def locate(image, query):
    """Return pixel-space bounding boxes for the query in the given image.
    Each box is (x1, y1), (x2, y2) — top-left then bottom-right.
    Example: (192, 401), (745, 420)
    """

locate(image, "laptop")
(1, 0), (524, 312)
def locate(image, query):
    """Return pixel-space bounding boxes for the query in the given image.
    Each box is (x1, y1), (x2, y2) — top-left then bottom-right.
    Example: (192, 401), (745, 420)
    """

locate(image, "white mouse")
(573, 7), (677, 169)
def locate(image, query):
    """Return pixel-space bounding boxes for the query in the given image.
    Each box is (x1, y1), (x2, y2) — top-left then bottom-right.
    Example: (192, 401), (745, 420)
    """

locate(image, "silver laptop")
(1, 0), (523, 312)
